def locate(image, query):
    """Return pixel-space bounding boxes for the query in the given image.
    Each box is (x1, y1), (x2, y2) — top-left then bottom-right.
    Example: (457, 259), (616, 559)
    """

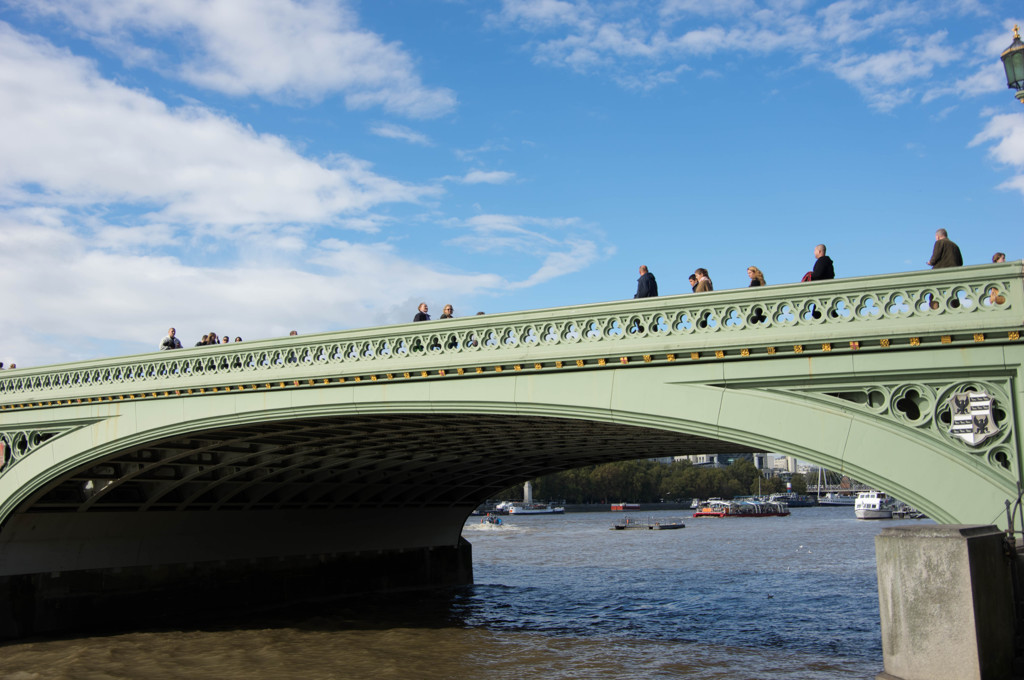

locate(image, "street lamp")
(1001, 25), (1024, 104)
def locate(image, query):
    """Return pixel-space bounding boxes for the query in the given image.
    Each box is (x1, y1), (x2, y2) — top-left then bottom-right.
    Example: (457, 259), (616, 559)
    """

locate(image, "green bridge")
(0, 262), (1022, 637)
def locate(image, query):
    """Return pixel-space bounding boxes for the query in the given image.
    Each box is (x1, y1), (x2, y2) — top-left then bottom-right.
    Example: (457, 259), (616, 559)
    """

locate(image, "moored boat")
(692, 499), (790, 518)
(817, 492), (856, 507)
(769, 492), (816, 507)
(854, 491), (895, 519)
(611, 502), (641, 511)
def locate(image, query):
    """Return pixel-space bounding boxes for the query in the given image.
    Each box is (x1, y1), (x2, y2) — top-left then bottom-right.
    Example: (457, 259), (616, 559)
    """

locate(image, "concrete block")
(875, 525), (1015, 680)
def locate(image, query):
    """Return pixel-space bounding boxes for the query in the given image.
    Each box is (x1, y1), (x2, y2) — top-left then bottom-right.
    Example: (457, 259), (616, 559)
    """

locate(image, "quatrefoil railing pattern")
(0, 263), (1019, 404)
(792, 378), (1018, 479)
(0, 427), (76, 474)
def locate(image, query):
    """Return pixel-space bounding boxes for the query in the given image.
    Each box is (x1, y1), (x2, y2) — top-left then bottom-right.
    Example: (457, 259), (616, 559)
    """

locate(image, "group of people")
(412, 303), (484, 321)
(144, 230), (1006, 356)
(633, 231), (1004, 300)
(159, 327), (244, 350)
(0, 362), (15, 370)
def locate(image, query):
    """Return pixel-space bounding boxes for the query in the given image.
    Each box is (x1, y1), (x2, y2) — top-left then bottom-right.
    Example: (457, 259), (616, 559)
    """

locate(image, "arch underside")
(15, 414), (756, 515)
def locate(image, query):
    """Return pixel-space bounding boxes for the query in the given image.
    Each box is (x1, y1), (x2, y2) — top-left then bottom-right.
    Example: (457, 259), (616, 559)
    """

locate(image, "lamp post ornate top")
(1001, 24), (1024, 104)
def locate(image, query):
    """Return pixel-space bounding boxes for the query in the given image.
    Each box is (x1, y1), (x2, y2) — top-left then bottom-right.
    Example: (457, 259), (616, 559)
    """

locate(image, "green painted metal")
(0, 262), (1022, 537)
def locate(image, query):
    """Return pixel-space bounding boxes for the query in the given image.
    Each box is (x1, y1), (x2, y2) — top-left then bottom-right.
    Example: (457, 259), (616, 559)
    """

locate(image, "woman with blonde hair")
(747, 266), (766, 287)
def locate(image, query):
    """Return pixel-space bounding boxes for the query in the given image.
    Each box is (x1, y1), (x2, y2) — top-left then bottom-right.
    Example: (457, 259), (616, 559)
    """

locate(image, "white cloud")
(970, 112), (1024, 165)
(969, 112), (1024, 197)
(0, 25), (601, 367)
(460, 170), (517, 184)
(507, 238), (600, 288)
(11, 0), (456, 118)
(370, 123), (433, 146)
(492, 0), (997, 112)
(496, 0), (589, 29)
(0, 23), (438, 237)
(0, 209), (511, 367)
(660, 0), (757, 20)
(828, 32), (962, 111)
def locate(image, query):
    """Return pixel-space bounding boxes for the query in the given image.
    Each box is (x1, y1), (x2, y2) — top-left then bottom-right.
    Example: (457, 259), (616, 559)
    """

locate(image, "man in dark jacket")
(927, 229), (963, 269)
(810, 244), (835, 281)
(634, 265), (658, 298)
(413, 302), (430, 322)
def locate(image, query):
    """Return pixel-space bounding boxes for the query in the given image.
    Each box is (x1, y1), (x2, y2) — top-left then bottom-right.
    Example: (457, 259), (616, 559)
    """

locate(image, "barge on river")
(611, 516), (686, 530)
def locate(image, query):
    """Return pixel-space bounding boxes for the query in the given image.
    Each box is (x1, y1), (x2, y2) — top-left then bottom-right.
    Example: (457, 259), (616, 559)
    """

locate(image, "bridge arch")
(0, 264), (1020, 636)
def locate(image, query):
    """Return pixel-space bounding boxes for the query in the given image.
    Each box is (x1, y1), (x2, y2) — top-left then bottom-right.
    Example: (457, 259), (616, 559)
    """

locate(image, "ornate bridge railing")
(0, 263), (1020, 409)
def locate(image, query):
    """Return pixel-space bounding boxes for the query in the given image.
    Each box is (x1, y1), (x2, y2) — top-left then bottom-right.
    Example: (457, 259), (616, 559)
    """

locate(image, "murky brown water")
(0, 508), (903, 679)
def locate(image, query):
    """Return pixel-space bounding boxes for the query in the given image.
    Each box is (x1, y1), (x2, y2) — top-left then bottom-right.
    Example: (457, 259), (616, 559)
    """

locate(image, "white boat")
(854, 491), (895, 519)
(501, 482), (565, 515)
(814, 468), (856, 506)
(818, 492), (856, 507)
(509, 503), (564, 515)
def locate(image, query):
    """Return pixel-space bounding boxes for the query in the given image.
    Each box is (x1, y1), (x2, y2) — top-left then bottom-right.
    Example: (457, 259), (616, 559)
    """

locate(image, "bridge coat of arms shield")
(948, 391), (1000, 446)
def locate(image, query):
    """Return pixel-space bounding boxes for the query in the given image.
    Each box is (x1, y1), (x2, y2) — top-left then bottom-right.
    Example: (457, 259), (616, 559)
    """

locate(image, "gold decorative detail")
(495, 366), (503, 372)
(370, 375), (378, 381)
(974, 333), (985, 343)
(576, 359), (585, 367)
(555, 361), (563, 368)
(438, 370), (446, 376)
(1011, 331), (1020, 341)
(354, 376), (362, 382)
(822, 343), (832, 352)
(1017, 24), (1021, 39)
(386, 373), (394, 380)
(404, 372), (411, 379)
(421, 371), (429, 377)
(766, 347), (776, 354)
(909, 337), (921, 346)
(514, 364), (522, 371)
(740, 348), (750, 357)
(339, 378), (345, 383)
(307, 380), (314, 385)
(849, 341), (860, 350)
(458, 368), (465, 375)
(666, 354), (676, 362)
(880, 339), (890, 348)
(264, 384), (271, 388)
(690, 352), (700, 360)
(793, 345), (803, 354)
(619, 357), (628, 364)
(323, 379), (330, 384)
(940, 336), (952, 344)
(715, 350), (724, 359)
(643, 354), (652, 363)
(598, 358), (607, 366)
(476, 367), (484, 373)
(534, 363), (543, 370)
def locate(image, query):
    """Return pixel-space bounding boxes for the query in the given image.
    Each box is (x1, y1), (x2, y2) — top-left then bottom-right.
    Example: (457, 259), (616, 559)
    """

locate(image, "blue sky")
(1, 0), (1022, 368)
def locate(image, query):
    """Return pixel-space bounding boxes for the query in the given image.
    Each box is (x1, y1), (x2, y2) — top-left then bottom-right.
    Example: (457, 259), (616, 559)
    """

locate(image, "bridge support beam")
(875, 525), (1015, 680)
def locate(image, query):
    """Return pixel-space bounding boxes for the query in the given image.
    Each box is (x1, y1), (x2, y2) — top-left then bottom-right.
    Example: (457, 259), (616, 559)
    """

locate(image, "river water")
(0, 507), (917, 679)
